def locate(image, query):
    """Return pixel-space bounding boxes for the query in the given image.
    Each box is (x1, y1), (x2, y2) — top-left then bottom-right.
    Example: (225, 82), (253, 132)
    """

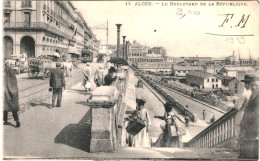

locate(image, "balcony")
(3, 22), (75, 41)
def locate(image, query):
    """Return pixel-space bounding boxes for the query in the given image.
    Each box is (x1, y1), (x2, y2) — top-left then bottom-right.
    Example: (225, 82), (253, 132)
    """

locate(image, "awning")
(68, 46), (80, 55)
(47, 52), (60, 58)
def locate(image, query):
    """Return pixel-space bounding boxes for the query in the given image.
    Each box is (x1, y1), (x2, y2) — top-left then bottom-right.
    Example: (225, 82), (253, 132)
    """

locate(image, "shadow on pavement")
(75, 101), (90, 106)
(66, 89), (86, 94)
(30, 102), (52, 108)
(54, 109), (92, 152)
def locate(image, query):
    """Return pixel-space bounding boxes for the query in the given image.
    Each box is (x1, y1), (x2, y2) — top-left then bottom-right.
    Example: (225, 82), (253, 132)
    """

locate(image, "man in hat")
(238, 74), (259, 159)
(49, 62), (66, 108)
(104, 66), (117, 86)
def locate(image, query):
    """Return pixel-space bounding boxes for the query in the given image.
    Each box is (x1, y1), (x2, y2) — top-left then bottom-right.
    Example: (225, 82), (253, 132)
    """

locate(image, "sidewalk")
(3, 81), (94, 158)
(3, 72), (237, 159)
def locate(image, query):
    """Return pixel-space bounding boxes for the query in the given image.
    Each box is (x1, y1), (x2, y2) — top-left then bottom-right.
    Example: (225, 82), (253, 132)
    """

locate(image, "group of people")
(126, 97), (184, 148)
(81, 63), (117, 92)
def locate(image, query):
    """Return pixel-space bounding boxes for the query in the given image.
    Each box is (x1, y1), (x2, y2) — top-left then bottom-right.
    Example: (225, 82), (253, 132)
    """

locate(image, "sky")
(73, 1), (259, 59)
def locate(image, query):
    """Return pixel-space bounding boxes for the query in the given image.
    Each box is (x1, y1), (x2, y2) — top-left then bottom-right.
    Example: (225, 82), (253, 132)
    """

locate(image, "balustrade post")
(231, 117), (235, 137)
(87, 86), (119, 153)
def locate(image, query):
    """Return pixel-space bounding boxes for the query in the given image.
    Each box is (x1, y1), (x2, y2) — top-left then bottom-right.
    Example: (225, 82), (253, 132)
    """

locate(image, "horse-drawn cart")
(28, 56), (57, 79)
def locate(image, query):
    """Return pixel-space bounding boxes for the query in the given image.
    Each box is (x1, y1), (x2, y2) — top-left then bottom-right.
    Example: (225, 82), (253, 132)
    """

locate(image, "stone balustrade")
(87, 67), (134, 152)
(185, 108), (238, 148)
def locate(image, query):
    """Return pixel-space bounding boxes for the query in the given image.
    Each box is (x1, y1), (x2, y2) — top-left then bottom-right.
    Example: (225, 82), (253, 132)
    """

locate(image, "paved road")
(12, 63), (104, 115)
(161, 86), (224, 123)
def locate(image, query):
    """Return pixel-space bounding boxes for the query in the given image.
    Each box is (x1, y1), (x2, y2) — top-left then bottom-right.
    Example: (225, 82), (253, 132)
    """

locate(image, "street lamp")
(122, 36), (126, 60)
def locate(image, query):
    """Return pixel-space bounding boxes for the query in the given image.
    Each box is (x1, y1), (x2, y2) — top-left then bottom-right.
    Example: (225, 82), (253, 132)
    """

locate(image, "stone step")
(89, 147), (238, 159)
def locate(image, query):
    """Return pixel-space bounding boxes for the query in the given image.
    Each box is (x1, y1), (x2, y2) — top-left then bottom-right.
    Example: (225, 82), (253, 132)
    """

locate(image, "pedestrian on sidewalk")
(202, 109), (206, 120)
(3, 61), (20, 127)
(49, 62), (66, 108)
(82, 63), (92, 92)
(185, 115), (189, 127)
(104, 66), (117, 86)
(210, 115), (215, 123)
(94, 65), (104, 87)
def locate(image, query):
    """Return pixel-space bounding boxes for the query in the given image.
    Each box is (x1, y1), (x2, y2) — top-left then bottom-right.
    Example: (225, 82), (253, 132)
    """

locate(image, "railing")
(185, 108), (238, 148)
(134, 69), (197, 122)
(3, 22), (75, 41)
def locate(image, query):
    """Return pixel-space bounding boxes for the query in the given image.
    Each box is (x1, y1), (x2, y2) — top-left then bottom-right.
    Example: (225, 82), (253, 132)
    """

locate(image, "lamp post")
(115, 24), (122, 58)
(122, 36), (126, 60)
(126, 41), (129, 61)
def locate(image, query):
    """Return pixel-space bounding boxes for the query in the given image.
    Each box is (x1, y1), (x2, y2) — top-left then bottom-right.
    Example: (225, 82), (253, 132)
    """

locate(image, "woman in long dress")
(129, 98), (151, 147)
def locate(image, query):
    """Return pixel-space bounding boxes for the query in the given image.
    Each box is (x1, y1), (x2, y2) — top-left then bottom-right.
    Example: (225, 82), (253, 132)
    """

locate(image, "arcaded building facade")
(3, 0), (98, 59)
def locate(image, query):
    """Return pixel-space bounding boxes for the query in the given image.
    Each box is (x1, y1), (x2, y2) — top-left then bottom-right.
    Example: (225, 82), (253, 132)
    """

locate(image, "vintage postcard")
(1, 0), (259, 160)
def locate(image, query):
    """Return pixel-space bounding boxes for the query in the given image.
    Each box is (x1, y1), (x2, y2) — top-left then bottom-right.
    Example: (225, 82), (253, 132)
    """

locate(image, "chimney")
(115, 24), (122, 58)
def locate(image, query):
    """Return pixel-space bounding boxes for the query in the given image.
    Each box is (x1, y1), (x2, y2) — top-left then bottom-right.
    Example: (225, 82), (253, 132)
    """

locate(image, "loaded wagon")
(28, 56), (57, 79)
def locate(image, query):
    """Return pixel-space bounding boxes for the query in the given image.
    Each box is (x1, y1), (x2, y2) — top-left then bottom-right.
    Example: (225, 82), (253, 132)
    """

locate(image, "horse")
(62, 62), (73, 77)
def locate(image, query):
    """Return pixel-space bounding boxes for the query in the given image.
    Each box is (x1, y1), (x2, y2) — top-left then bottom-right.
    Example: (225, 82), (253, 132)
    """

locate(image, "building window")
(216, 79), (218, 82)
(212, 78), (214, 82)
(24, 12), (31, 26)
(42, 37), (45, 41)
(4, 13), (10, 25)
(21, 0), (32, 7)
(4, 0), (11, 7)
(207, 79), (209, 82)
(216, 84), (218, 88)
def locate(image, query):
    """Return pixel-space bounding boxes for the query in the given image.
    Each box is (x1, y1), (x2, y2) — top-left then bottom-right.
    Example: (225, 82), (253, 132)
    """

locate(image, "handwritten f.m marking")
(219, 14), (250, 28)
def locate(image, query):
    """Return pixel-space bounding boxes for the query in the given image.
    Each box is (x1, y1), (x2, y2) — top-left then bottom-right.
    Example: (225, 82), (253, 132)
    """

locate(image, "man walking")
(202, 110), (206, 120)
(82, 63), (92, 91)
(94, 65), (104, 87)
(3, 61), (20, 127)
(49, 62), (66, 108)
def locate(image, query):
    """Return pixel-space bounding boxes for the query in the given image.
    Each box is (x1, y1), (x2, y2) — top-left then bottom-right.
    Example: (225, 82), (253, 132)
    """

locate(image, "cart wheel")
(43, 70), (50, 79)
(34, 72), (39, 78)
(28, 68), (34, 78)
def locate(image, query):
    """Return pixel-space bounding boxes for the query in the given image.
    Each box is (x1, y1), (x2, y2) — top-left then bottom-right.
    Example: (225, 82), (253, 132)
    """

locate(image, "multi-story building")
(3, 0), (98, 60)
(239, 58), (259, 67)
(218, 66), (255, 77)
(186, 71), (222, 90)
(137, 62), (174, 74)
(128, 41), (165, 63)
(128, 40), (145, 63)
(149, 47), (166, 56)
(172, 65), (203, 77)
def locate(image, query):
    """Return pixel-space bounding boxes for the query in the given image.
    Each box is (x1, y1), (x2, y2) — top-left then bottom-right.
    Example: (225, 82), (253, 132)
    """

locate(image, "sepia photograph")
(1, 0), (259, 160)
